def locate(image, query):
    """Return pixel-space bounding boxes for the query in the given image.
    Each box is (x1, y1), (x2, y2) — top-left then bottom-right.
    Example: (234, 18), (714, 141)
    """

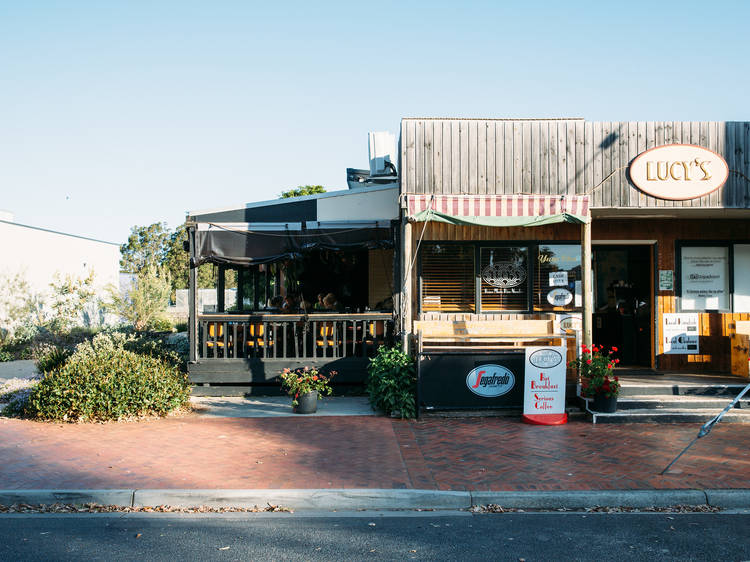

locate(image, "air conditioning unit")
(369, 131), (397, 177)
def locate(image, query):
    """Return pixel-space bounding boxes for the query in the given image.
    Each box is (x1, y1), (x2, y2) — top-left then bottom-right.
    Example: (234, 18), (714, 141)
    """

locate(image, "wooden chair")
(245, 323), (272, 357)
(205, 322), (232, 356)
(316, 322), (335, 356)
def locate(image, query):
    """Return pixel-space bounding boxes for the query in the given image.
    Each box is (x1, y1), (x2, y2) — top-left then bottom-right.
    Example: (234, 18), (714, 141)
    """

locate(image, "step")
(589, 408), (750, 424)
(618, 384), (749, 398)
(614, 395), (750, 410)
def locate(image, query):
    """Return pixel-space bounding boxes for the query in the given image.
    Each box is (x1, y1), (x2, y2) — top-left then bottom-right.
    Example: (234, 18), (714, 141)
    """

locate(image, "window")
(479, 246), (529, 311)
(734, 245), (750, 313)
(421, 244), (475, 312)
(680, 245), (729, 311)
(420, 241), (583, 314)
(534, 244), (582, 311)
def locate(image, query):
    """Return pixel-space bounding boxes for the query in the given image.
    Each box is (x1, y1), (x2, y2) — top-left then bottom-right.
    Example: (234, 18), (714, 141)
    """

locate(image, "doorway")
(593, 245), (653, 367)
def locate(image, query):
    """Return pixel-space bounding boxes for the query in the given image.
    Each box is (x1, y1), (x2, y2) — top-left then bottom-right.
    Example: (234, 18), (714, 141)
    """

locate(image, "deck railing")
(196, 312), (394, 360)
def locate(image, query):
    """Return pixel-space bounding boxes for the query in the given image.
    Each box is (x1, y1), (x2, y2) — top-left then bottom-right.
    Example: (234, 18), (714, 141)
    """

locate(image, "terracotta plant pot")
(294, 391), (319, 414)
(591, 393), (617, 413)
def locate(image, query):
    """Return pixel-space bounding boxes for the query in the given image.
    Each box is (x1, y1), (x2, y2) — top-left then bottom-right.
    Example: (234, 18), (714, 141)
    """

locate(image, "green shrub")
(34, 344), (72, 373)
(123, 333), (187, 372)
(148, 316), (174, 333)
(174, 321), (188, 333)
(0, 349), (12, 362)
(23, 333), (190, 422)
(366, 345), (417, 419)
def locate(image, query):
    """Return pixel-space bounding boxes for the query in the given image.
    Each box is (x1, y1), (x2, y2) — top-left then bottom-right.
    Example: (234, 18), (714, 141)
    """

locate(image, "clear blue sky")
(2, 1), (748, 244)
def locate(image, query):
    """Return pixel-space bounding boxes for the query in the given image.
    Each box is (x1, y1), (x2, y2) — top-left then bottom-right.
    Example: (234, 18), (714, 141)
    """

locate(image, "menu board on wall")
(680, 246), (729, 310)
(663, 313), (699, 354)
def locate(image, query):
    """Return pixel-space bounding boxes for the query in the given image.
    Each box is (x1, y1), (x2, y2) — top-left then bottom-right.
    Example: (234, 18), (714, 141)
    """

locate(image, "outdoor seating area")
(198, 312), (393, 360)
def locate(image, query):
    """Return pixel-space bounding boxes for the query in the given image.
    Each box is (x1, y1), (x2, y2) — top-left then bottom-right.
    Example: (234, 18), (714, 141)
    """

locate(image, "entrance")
(593, 245), (653, 367)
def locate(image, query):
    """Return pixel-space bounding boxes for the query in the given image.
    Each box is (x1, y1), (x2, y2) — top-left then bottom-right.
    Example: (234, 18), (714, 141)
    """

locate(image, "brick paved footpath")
(0, 415), (748, 491)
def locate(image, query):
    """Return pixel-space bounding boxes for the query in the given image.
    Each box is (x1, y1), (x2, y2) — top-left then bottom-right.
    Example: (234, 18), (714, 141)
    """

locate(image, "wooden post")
(188, 225), (198, 362)
(581, 219), (593, 349)
(401, 217), (413, 351)
(217, 265), (226, 312)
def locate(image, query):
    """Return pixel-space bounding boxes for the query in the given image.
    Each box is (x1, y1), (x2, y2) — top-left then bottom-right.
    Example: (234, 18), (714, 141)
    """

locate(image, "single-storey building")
(186, 119), (750, 410)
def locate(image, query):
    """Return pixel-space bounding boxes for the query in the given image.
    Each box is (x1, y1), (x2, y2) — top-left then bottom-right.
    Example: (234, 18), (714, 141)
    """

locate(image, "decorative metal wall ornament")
(482, 262), (527, 288)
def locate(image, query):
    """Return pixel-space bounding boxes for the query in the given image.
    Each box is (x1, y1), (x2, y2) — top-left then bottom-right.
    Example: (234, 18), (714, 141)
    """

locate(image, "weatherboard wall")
(399, 119), (750, 208)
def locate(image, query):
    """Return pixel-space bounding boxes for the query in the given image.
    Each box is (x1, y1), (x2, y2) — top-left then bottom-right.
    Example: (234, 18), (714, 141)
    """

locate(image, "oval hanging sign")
(629, 144), (729, 201)
(466, 364), (516, 397)
(547, 288), (573, 306)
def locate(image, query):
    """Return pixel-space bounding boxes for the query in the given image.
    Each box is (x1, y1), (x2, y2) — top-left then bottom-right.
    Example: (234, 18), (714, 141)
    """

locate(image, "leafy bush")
(106, 266), (171, 331)
(0, 350), (13, 362)
(123, 332), (187, 372)
(34, 344), (72, 373)
(366, 345), (417, 419)
(22, 333), (190, 422)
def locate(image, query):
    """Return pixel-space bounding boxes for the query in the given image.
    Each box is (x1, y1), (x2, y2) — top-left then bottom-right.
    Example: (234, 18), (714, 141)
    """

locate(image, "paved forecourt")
(1, 414), (749, 493)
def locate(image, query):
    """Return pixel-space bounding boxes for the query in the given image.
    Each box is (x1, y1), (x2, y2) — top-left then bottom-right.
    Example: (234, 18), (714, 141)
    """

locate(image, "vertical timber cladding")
(399, 119), (750, 207)
(401, 118), (750, 371)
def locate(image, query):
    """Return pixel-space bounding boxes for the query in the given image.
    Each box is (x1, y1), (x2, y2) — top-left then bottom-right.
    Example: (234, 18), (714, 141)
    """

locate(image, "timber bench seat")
(414, 319), (571, 350)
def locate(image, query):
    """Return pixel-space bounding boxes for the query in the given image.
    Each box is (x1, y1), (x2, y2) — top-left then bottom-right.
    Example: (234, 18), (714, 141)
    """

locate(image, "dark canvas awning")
(193, 221), (394, 266)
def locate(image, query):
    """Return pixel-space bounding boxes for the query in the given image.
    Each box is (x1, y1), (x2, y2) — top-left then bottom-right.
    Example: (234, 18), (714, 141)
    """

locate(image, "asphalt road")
(1, 511), (749, 561)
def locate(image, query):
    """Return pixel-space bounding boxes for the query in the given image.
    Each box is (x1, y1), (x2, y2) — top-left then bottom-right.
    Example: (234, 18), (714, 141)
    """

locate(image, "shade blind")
(479, 247), (529, 311)
(421, 244), (475, 312)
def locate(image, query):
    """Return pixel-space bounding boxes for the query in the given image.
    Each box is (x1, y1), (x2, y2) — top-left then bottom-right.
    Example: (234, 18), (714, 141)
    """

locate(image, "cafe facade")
(398, 118), (750, 400)
(185, 118), (750, 407)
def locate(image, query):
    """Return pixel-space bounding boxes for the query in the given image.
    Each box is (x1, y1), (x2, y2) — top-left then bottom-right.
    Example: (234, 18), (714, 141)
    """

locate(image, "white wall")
(316, 187), (399, 222)
(0, 220), (120, 327)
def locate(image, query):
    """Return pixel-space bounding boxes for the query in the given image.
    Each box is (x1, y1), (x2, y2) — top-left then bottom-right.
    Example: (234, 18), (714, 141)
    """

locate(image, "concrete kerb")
(470, 489), (708, 510)
(1, 489), (749, 511)
(133, 489), (471, 510)
(0, 490), (134, 507)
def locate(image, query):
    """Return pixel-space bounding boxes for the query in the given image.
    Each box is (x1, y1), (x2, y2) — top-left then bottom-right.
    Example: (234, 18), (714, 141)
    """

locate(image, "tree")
(120, 223), (171, 274)
(162, 224), (218, 296)
(279, 185), (326, 198)
(106, 266), (171, 331)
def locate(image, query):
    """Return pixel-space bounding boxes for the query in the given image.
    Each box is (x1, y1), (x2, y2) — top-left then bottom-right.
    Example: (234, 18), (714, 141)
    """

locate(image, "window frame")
(676, 240), (734, 313)
(418, 240), (582, 315)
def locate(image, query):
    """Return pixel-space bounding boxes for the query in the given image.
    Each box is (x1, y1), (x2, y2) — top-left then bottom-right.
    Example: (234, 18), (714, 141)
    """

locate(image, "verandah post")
(581, 219), (593, 349)
(400, 216), (413, 352)
(188, 224), (198, 362)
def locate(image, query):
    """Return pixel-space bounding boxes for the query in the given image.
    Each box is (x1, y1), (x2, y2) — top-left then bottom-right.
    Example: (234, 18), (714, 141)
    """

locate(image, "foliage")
(34, 343), (72, 373)
(279, 185), (326, 198)
(0, 350), (12, 362)
(366, 345), (416, 419)
(121, 331), (187, 371)
(162, 223), (215, 295)
(0, 272), (41, 344)
(569, 344), (621, 398)
(22, 333), (190, 422)
(47, 272), (98, 335)
(279, 366), (335, 406)
(106, 266), (171, 331)
(120, 222), (171, 274)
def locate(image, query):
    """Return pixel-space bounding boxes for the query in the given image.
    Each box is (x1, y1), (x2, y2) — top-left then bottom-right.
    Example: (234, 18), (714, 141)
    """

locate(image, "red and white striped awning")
(405, 194), (589, 219)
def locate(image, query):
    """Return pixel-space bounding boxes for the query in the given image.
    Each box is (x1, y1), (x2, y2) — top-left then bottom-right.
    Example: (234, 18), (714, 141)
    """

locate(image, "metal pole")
(661, 381), (750, 474)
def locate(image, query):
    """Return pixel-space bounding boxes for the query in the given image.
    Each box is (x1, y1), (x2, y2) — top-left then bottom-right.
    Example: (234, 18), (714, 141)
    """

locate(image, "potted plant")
(570, 344), (621, 413)
(279, 366), (335, 414)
